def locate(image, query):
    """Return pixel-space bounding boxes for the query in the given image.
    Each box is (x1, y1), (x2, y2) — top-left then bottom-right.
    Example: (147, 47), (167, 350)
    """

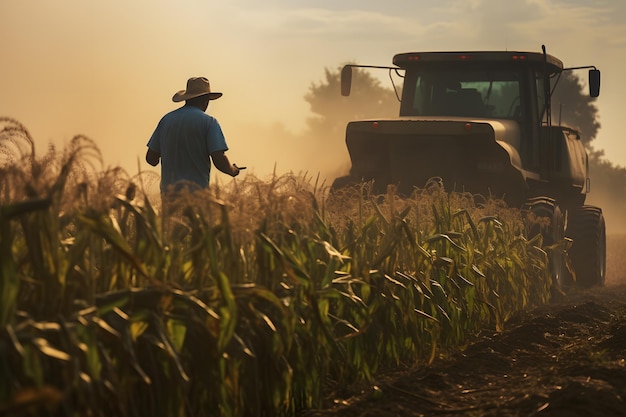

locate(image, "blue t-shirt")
(147, 106), (228, 192)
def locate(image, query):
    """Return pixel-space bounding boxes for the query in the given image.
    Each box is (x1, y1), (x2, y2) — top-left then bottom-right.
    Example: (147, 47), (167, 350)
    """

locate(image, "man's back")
(148, 105), (228, 191)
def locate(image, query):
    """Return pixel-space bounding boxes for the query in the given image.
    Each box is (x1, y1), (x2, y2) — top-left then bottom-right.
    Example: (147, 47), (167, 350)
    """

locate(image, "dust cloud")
(586, 187), (626, 235)
(606, 234), (626, 286)
(223, 120), (352, 188)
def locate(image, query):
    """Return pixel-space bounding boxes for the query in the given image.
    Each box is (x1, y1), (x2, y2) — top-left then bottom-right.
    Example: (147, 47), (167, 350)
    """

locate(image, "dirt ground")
(304, 235), (626, 417)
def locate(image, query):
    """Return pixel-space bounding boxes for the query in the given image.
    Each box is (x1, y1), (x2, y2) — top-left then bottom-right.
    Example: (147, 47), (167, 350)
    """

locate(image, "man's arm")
(146, 149), (161, 166)
(210, 150), (240, 177)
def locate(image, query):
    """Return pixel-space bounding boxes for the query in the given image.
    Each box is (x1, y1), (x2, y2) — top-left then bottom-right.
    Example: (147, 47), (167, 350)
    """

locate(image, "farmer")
(146, 76), (242, 193)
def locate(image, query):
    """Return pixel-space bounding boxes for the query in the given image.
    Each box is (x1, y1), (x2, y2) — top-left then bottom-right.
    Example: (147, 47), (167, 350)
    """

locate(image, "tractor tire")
(565, 206), (606, 288)
(522, 197), (570, 293)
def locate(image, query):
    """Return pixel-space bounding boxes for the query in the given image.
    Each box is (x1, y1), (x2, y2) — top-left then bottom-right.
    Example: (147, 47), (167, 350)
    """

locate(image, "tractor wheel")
(565, 206), (606, 288)
(522, 197), (570, 293)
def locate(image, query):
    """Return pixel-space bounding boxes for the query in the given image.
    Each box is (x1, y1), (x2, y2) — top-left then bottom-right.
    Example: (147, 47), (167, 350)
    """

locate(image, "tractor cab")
(393, 51), (599, 174)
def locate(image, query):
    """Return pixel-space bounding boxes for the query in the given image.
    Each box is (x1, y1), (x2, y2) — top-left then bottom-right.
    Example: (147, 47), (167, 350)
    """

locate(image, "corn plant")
(0, 118), (553, 416)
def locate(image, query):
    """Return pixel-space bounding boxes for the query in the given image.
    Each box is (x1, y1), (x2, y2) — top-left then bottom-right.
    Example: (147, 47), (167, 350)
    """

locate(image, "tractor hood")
(344, 116), (530, 203)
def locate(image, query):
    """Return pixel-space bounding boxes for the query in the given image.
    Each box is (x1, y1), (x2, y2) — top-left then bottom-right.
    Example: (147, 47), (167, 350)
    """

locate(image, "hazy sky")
(1, 0), (625, 184)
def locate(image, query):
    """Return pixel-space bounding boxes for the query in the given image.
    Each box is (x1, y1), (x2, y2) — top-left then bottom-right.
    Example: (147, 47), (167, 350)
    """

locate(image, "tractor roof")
(393, 51), (564, 73)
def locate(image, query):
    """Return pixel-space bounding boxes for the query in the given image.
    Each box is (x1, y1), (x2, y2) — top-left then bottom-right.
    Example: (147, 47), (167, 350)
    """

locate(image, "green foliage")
(304, 65), (399, 136)
(0, 119), (553, 416)
(551, 71), (601, 145)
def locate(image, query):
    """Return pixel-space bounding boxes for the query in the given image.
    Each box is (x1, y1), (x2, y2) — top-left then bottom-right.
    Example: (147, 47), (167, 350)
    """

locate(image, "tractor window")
(406, 69), (522, 119)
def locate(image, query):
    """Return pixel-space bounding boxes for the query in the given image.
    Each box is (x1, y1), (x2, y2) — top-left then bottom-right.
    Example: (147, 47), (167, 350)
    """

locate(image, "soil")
(303, 235), (626, 417)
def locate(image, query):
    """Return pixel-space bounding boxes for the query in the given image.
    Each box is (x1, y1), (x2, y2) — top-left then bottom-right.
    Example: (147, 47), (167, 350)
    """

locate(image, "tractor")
(334, 46), (605, 290)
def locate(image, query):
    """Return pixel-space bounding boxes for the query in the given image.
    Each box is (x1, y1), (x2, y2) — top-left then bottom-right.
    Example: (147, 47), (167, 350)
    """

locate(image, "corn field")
(0, 117), (553, 416)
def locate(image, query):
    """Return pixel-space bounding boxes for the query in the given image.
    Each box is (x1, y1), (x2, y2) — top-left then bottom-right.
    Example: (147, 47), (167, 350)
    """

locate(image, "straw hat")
(172, 77), (222, 102)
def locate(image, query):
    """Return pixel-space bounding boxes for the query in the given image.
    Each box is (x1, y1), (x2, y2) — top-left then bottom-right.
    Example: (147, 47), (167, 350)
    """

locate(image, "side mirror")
(589, 69), (600, 98)
(341, 65), (353, 96)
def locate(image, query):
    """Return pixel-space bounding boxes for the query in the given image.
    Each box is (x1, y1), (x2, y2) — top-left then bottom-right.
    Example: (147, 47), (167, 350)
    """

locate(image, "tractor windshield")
(402, 68), (523, 119)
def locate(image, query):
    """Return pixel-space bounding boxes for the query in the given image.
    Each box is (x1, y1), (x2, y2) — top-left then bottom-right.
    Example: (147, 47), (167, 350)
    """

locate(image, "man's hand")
(211, 150), (245, 177)
(232, 164), (247, 177)
(146, 149), (161, 166)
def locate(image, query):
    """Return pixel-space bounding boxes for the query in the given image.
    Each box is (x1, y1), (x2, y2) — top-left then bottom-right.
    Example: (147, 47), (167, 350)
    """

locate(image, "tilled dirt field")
(304, 235), (626, 417)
